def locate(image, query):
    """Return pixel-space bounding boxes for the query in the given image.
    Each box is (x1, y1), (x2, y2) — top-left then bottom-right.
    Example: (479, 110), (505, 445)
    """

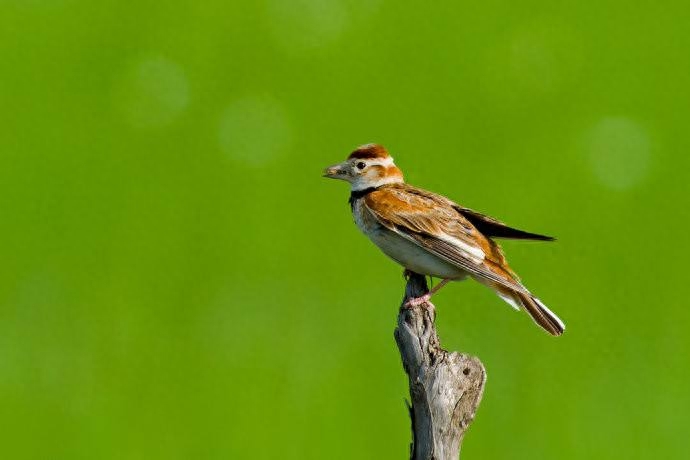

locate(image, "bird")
(323, 143), (565, 336)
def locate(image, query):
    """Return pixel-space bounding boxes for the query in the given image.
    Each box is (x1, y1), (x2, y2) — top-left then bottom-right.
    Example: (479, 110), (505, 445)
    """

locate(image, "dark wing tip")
(468, 219), (556, 241)
(492, 231), (556, 241)
(454, 205), (556, 242)
(529, 233), (556, 242)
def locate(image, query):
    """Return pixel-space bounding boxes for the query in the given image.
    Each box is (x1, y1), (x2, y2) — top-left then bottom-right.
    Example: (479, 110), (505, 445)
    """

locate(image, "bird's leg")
(429, 278), (452, 296)
(404, 278), (452, 308)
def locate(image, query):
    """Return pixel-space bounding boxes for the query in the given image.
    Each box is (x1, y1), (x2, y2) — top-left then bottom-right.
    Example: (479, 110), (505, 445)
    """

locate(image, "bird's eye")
(356, 162), (366, 170)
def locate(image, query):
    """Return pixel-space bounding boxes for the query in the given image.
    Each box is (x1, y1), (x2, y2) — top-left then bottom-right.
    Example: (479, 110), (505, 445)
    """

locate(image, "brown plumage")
(348, 143), (390, 160)
(324, 144), (565, 336)
(362, 184), (526, 292)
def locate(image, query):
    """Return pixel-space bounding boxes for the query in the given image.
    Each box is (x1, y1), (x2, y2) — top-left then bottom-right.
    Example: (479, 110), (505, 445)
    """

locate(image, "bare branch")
(394, 273), (486, 460)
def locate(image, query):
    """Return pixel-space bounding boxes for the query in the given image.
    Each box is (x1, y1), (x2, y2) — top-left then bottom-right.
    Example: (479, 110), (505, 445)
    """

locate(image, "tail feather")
(479, 276), (566, 336)
(515, 292), (565, 336)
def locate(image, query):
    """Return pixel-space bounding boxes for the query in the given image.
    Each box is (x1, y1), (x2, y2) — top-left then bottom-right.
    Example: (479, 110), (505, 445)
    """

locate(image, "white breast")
(353, 200), (467, 279)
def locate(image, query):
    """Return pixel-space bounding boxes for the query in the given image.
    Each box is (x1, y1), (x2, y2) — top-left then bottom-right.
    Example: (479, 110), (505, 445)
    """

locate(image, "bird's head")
(323, 143), (404, 191)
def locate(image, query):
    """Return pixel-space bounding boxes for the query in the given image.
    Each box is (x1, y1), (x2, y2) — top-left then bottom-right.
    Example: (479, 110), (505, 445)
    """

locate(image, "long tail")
(514, 292), (565, 336)
(478, 275), (566, 336)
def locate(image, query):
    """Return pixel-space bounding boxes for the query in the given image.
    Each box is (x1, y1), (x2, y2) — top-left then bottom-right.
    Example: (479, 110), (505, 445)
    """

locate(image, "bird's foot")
(404, 293), (433, 308)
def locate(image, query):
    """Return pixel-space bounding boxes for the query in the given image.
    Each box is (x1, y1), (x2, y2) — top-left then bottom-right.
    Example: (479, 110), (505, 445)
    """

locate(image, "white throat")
(351, 175), (403, 191)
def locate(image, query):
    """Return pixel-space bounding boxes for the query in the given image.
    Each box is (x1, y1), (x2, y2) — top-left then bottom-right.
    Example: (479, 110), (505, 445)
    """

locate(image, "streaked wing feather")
(363, 185), (528, 294)
(404, 230), (529, 294)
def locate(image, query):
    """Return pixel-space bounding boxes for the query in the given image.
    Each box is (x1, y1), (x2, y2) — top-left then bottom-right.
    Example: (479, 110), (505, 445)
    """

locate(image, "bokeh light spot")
(481, 21), (583, 101)
(115, 57), (189, 128)
(511, 32), (558, 92)
(266, 0), (349, 51)
(218, 95), (291, 166)
(585, 117), (651, 190)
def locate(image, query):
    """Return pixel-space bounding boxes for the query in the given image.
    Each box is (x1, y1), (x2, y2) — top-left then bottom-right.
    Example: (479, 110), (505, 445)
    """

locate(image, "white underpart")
(352, 200), (467, 279)
(368, 226), (469, 279)
(355, 174), (403, 190)
(497, 292), (521, 311)
(440, 234), (485, 263)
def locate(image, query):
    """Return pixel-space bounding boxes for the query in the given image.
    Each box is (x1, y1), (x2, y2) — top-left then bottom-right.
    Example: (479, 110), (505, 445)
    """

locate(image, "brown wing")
(392, 184), (554, 241)
(363, 184), (528, 294)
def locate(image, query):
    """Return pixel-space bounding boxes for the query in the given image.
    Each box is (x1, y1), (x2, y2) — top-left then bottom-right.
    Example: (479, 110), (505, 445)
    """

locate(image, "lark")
(323, 143), (564, 336)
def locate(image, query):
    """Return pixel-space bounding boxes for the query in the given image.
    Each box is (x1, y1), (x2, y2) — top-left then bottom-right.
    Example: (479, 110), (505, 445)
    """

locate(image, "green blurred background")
(1, 0), (689, 458)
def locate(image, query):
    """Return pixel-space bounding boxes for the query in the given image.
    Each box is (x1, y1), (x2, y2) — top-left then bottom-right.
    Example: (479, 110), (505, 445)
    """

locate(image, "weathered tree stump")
(394, 272), (486, 460)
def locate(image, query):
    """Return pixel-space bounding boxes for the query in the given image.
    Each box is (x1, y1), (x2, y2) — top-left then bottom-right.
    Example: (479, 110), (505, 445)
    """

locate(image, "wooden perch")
(394, 272), (486, 460)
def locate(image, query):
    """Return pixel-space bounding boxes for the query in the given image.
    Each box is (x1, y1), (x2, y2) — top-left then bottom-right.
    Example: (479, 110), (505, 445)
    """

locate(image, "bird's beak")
(322, 162), (348, 180)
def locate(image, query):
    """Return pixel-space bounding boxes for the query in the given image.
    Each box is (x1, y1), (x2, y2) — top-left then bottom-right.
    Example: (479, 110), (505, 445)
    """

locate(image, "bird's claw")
(404, 293), (432, 308)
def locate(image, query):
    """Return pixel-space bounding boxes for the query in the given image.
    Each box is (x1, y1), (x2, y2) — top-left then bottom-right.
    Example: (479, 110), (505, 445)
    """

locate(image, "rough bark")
(394, 272), (486, 460)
